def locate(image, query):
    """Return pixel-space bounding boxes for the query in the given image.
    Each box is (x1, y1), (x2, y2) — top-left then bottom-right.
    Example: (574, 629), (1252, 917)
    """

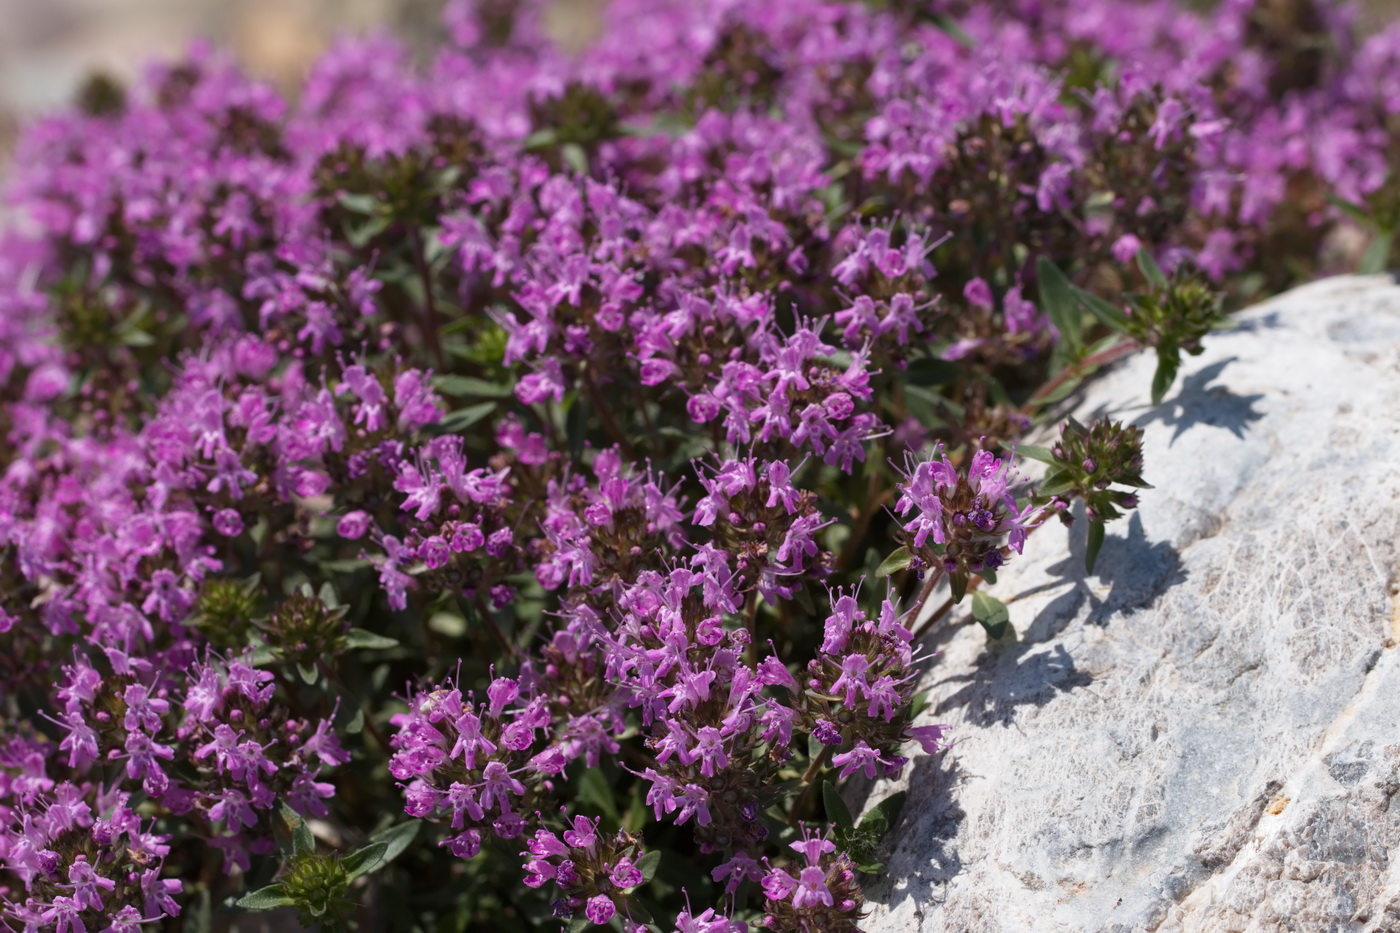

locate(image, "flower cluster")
(0, 783), (180, 932)
(894, 445), (1039, 598)
(1034, 417), (1153, 573)
(0, 0), (1390, 926)
(391, 672), (555, 857)
(760, 829), (864, 933)
(522, 815), (653, 927)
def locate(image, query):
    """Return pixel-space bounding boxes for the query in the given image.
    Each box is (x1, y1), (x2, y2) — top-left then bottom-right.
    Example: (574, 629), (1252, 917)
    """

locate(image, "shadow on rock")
(1040, 512), (1188, 628)
(931, 637), (1092, 728)
(1132, 357), (1264, 443)
(1230, 310), (1282, 332)
(861, 755), (967, 923)
(925, 513), (1184, 728)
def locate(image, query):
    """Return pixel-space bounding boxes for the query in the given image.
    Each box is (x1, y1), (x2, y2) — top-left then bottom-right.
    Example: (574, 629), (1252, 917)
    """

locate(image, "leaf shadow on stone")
(858, 755), (967, 921)
(928, 633), (1090, 728)
(1125, 357), (1264, 444)
(924, 513), (1185, 729)
(1229, 310), (1281, 332)
(1043, 512), (1188, 628)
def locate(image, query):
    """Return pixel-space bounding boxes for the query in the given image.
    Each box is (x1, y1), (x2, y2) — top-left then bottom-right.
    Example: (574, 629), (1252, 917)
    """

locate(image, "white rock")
(864, 275), (1400, 933)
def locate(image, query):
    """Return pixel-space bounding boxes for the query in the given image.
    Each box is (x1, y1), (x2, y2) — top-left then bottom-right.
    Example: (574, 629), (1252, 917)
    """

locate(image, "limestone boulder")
(865, 275), (1400, 933)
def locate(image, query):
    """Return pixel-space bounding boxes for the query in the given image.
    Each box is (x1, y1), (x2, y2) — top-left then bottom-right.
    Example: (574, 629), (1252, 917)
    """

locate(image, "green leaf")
(929, 12), (976, 47)
(297, 661), (319, 685)
(822, 781), (855, 832)
(794, 581), (817, 617)
(347, 214), (391, 248)
(561, 142), (589, 175)
(867, 790), (907, 833)
(1073, 286), (1130, 331)
(367, 820), (421, 869)
(949, 573), (968, 604)
(977, 568), (997, 586)
(904, 357), (962, 386)
(876, 546), (914, 578)
(857, 791), (902, 839)
(186, 887), (213, 933)
(1149, 349), (1180, 407)
(342, 841), (390, 881)
(970, 591), (1011, 639)
(1036, 257), (1082, 353)
(577, 767), (621, 827)
(1037, 469), (1077, 498)
(1085, 519), (1106, 575)
(346, 706), (366, 734)
(523, 128), (558, 150)
(344, 628), (399, 650)
(319, 558), (371, 573)
(1136, 247), (1168, 289)
(909, 689), (931, 720)
(432, 375), (514, 398)
(567, 917), (591, 933)
(235, 883), (296, 911)
(634, 849), (662, 885)
(1017, 444), (1057, 465)
(1035, 373), (1084, 407)
(857, 861), (886, 874)
(276, 803), (315, 858)
(337, 193), (380, 215)
(623, 786), (648, 834)
(118, 328), (155, 347)
(1359, 228), (1394, 275)
(1326, 192), (1373, 226)
(436, 401), (497, 434)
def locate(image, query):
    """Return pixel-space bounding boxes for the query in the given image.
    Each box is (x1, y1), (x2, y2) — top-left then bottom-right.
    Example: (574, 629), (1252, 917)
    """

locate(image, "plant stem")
(911, 594), (955, 641)
(408, 226), (446, 371)
(900, 565), (946, 627)
(788, 747), (833, 827)
(583, 369), (636, 460)
(474, 596), (517, 660)
(1024, 337), (1139, 412)
(837, 472), (893, 573)
(320, 659), (392, 751)
(745, 590), (760, 668)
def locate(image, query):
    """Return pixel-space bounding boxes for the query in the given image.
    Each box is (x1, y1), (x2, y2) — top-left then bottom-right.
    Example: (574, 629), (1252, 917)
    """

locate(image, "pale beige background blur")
(0, 0), (606, 170)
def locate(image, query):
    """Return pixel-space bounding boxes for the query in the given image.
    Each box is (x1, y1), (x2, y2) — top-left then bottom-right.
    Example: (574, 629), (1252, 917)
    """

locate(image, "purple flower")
(963, 277), (994, 310)
(908, 724), (953, 754)
(585, 894), (616, 925)
(609, 856), (644, 889)
(419, 535), (451, 569)
(338, 510), (372, 539)
(761, 866), (797, 902)
(832, 741), (883, 780)
(212, 508), (244, 537)
(792, 865), (834, 909)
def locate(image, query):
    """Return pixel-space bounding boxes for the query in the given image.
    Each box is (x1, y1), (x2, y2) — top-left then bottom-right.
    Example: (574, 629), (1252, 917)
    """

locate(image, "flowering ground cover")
(0, 0), (1396, 929)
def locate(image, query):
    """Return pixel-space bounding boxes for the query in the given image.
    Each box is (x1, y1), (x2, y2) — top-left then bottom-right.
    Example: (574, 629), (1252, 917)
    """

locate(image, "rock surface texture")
(865, 275), (1400, 933)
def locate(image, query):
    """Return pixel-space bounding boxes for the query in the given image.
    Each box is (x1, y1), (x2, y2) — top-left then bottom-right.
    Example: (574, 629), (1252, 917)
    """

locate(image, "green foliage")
(970, 591), (1011, 639)
(239, 807), (419, 931)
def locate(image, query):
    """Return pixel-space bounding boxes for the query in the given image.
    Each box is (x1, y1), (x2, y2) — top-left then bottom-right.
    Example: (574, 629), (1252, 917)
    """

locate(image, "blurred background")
(0, 0), (605, 171)
(0, 0), (1394, 172)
